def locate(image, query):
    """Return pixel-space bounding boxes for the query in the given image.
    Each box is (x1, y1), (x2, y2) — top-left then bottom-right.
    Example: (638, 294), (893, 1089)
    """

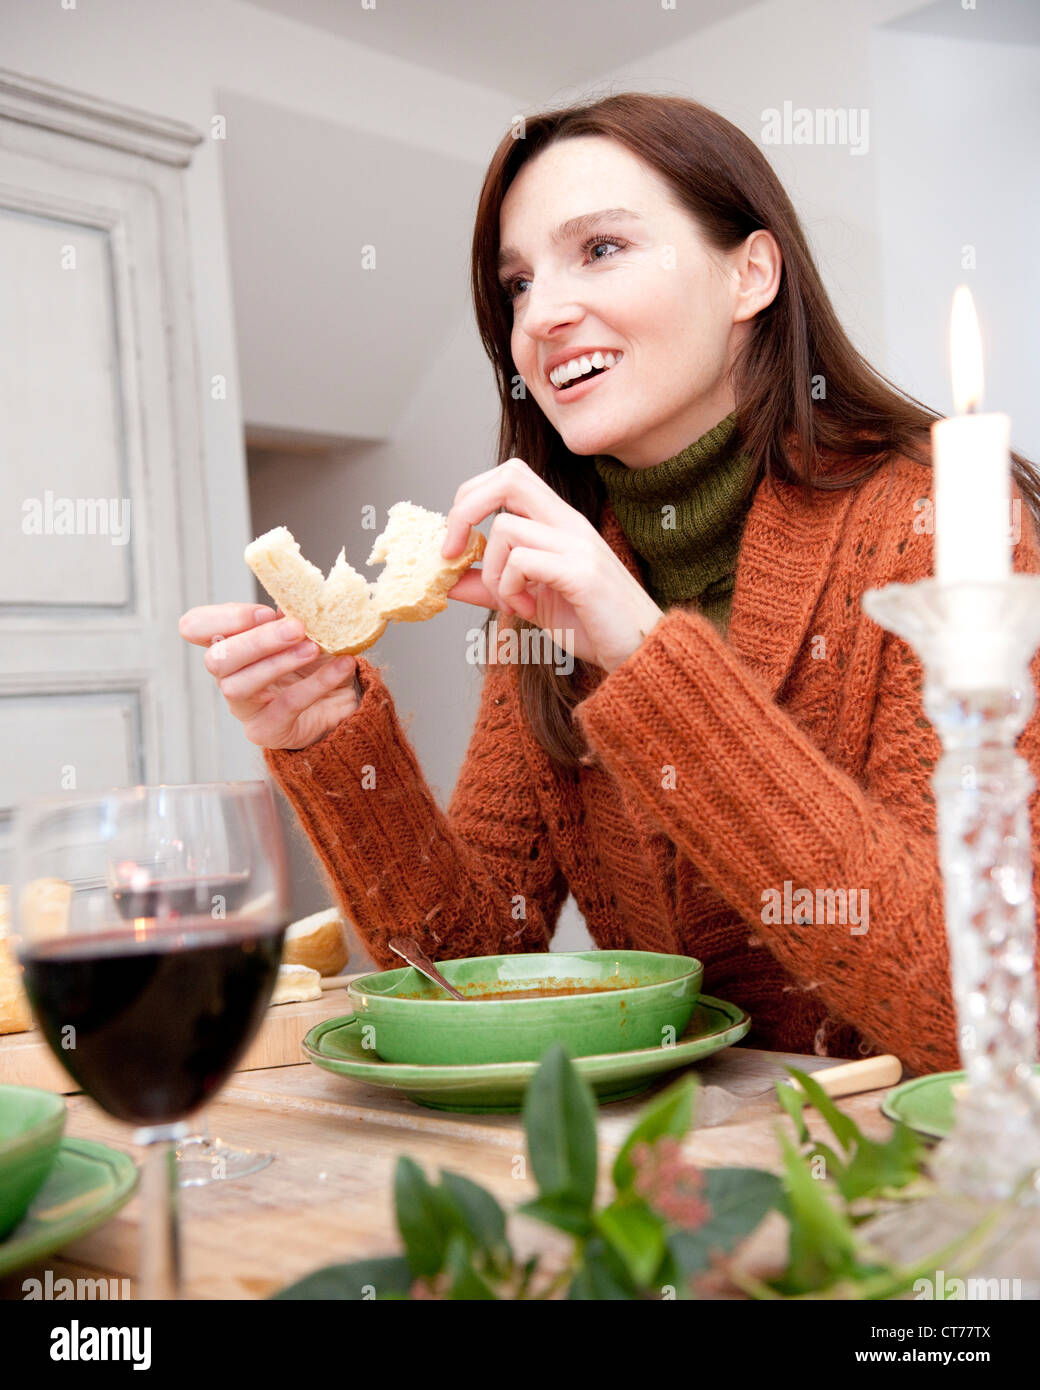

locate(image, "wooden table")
(0, 986), (897, 1300)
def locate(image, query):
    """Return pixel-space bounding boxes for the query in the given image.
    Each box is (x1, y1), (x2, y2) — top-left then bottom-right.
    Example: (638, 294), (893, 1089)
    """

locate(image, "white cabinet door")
(0, 70), (216, 866)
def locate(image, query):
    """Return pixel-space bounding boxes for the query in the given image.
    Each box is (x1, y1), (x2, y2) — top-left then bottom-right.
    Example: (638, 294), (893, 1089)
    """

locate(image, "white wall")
(871, 27), (1040, 458)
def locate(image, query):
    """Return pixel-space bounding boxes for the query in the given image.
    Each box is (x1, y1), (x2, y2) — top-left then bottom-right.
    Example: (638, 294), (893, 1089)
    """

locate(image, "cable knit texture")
(263, 448), (1040, 1076)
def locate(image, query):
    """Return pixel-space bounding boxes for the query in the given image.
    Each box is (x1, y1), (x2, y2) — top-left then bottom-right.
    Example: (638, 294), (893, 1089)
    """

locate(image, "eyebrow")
(496, 207), (644, 278)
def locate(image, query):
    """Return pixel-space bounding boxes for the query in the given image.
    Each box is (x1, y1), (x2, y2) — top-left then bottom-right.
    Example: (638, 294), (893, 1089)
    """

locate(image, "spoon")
(388, 936), (467, 1000)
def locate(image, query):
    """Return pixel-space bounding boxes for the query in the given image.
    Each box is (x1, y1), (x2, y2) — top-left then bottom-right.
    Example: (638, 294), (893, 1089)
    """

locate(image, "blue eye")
(500, 235), (627, 303)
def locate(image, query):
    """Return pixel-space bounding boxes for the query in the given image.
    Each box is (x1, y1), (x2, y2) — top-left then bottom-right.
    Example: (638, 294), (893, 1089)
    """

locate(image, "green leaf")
(612, 1075), (696, 1191)
(394, 1155), (458, 1277)
(516, 1194), (595, 1238)
(595, 1196), (667, 1287)
(774, 1078), (810, 1143)
(444, 1233), (498, 1299)
(770, 1127), (860, 1295)
(784, 1066), (859, 1152)
(273, 1256), (413, 1300)
(667, 1167), (782, 1277)
(523, 1043), (598, 1215)
(439, 1170), (511, 1261)
(835, 1121), (924, 1202)
(783, 1067), (924, 1203)
(515, 1254), (540, 1299)
(568, 1236), (638, 1300)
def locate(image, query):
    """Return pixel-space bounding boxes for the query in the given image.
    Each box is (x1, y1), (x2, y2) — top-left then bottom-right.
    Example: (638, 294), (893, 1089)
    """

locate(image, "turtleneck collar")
(592, 411), (759, 626)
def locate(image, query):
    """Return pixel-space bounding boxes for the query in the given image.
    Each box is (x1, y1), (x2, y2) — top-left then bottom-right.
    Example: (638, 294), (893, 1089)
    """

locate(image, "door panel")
(0, 71), (213, 868)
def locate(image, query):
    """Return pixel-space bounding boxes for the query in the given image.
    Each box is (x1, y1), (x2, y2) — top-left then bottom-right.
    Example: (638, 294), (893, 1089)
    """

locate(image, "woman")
(180, 94), (1040, 1076)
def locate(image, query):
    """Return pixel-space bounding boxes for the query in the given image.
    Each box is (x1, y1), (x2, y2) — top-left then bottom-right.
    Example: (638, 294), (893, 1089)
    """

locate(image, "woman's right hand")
(178, 603), (361, 750)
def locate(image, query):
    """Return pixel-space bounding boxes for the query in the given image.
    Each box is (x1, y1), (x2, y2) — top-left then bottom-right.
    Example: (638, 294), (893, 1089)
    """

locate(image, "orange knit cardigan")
(264, 451), (1040, 1076)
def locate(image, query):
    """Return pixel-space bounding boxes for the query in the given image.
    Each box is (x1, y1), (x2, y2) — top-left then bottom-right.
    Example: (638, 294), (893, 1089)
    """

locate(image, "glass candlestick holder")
(860, 575), (1040, 1204)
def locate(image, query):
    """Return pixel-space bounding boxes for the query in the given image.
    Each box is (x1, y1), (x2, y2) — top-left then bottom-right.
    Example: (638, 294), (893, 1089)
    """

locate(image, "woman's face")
(497, 135), (779, 468)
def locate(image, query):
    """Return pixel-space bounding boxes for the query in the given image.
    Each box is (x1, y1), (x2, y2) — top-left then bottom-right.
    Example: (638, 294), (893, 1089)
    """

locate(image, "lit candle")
(932, 286), (1011, 584)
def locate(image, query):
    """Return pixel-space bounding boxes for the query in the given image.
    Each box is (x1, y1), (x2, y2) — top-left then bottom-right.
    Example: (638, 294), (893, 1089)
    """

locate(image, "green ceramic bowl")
(0, 1085), (66, 1241)
(347, 950), (703, 1065)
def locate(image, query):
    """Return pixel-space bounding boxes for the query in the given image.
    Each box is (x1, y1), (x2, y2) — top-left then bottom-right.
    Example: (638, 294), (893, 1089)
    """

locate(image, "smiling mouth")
(548, 350), (625, 393)
(557, 366), (607, 390)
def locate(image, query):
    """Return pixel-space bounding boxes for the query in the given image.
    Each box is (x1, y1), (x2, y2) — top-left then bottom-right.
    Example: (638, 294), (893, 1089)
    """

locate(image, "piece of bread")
(244, 527), (388, 656)
(281, 907), (349, 976)
(0, 886), (33, 1035)
(366, 502), (486, 623)
(17, 877), (72, 942)
(270, 962), (322, 1005)
(244, 502), (486, 656)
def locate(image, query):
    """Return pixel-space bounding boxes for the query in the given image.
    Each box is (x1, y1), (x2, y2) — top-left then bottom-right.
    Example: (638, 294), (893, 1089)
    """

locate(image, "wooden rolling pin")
(783, 1054), (902, 1099)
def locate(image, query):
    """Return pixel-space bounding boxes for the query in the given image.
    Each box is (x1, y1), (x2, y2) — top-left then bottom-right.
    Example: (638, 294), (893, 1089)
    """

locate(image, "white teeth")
(549, 350), (623, 389)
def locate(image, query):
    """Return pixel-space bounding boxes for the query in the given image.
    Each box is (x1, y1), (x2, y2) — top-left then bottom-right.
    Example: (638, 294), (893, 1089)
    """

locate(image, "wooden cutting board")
(0, 987), (356, 1094)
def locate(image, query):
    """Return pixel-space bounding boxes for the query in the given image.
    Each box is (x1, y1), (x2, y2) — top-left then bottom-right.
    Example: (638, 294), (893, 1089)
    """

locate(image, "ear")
(732, 229), (782, 325)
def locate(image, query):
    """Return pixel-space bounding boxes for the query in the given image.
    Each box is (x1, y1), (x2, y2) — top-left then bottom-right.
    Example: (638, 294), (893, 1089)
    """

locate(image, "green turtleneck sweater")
(593, 411), (759, 636)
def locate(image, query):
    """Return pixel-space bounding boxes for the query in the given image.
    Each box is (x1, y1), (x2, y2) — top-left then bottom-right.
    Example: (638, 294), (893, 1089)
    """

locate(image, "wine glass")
(11, 781), (289, 1299)
(103, 790), (275, 1186)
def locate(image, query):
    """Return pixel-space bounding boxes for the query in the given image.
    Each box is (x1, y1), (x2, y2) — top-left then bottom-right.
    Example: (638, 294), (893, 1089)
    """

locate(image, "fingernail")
(280, 618), (304, 640)
(254, 607), (276, 623)
(296, 640), (318, 657)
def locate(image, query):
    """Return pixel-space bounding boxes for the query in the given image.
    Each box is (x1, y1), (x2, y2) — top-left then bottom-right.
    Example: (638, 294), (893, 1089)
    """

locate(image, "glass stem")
(134, 1122), (190, 1299)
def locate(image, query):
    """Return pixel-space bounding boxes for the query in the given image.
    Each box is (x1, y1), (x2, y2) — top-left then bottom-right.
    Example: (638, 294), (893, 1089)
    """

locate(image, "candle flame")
(950, 284), (984, 414)
(134, 917), (148, 942)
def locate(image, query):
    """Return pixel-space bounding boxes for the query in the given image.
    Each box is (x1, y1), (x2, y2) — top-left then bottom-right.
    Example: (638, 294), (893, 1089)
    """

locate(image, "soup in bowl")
(346, 949), (703, 1065)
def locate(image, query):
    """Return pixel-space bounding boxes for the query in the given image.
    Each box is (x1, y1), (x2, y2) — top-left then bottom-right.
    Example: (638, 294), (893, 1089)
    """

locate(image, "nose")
(518, 272), (588, 346)
(518, 294), (589, 385)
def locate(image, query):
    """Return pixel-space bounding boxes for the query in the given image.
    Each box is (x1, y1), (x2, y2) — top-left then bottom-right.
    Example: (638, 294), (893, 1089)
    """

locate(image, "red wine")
(21, 921), (285, 1124)
(111, 872), (252, 920)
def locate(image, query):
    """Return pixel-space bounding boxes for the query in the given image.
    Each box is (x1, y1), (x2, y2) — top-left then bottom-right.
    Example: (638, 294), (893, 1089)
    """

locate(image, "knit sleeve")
(262, 651), (568, 969)
(572, 507), (1040, 1077)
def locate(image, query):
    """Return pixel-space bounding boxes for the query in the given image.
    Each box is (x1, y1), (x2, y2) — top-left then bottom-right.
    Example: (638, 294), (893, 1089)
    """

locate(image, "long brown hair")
(469, 92), (1040, 770)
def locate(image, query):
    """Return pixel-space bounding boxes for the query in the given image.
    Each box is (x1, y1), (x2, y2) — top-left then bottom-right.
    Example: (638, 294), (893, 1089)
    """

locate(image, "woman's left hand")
(441, 457), (665, 674)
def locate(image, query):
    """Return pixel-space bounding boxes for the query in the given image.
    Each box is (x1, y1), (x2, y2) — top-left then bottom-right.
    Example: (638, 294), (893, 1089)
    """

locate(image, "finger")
(480, 513), (569, 609)
(246, 687), (360, 748)
(217, 638), (320, 704)
(277, 653), (358, 716)
(444, 568), (499, 609)
(498, 545), (575, 609)
(179, 603), (279, 646)
(204, 615), (308, 679)
(441, 458), (553, 558)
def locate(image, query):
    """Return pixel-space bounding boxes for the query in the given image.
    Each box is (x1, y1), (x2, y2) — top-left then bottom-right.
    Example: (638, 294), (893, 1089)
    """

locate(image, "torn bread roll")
(244, 501), (486, 657)
(270, 962), (323, 1005)
(281, 907), (349, 977)
(0, 886), (33, 1035)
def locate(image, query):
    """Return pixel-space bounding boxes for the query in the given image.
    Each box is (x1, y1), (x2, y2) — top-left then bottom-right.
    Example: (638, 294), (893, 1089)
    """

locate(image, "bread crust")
(245, 510), (486, 656)
(282, 908), (349, 976)
(378, 527), (487, 624)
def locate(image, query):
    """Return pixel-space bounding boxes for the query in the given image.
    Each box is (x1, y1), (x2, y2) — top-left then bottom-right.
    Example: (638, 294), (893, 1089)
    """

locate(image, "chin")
(557, 423), (629, 459)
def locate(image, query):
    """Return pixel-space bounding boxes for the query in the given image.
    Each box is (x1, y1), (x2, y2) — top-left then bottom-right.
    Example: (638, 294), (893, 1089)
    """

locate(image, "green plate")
(303, 993), (751, 1112)
(0, 1137), (138, 1277)
(881, 1064), (1040, 1140)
